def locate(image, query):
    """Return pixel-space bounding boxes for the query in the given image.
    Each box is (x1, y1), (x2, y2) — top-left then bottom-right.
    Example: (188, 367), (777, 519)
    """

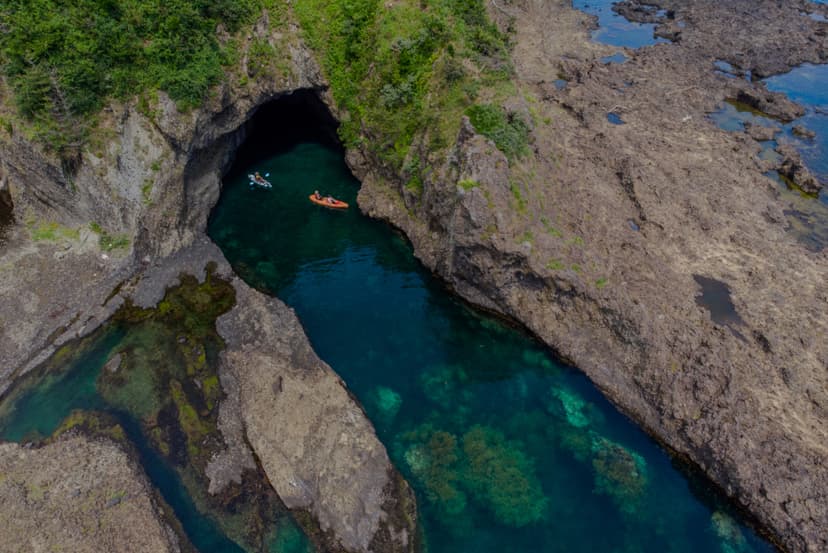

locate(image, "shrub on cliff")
(294, 0), (512, 169)
(0, 0), (265, 154)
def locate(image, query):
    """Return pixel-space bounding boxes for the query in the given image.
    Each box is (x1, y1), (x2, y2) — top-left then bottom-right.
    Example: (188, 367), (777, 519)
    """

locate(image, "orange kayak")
(309, 195), (349, 209)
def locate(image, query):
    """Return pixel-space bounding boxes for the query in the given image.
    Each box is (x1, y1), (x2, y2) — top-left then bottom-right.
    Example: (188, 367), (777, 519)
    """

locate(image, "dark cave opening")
(226, 89), (342, 179)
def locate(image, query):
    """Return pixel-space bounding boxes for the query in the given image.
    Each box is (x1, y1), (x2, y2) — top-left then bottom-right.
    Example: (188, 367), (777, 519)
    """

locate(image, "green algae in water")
(0, 273), (313, 553)
(208, 134), (775, 553)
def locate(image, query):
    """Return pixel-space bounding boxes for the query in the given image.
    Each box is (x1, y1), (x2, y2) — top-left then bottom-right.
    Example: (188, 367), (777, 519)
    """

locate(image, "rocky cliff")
(0, 11), (417, 553)
(348, 1), (827, 551)
(1, 0), (826, 551)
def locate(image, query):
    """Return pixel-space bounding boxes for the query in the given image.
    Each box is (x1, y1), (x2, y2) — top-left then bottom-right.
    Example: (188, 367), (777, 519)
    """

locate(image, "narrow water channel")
(0, 295), (312, 553)
(208, 93), (774, 553)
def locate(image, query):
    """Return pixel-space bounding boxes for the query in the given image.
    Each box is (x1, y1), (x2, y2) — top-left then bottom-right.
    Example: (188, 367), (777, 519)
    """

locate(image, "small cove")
(208, 93), (775, 553)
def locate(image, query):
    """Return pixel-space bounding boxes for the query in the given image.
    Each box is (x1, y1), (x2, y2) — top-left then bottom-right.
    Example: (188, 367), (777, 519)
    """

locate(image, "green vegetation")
(517, 230), (533, 244)
(141, 180), (154, 205)
(510, 180), (527, 213)
(51, 410), (126, 443)
(458, 178), (480, 191)
(89, 222), (130, 251)
(595, 277), (608, 289)
(546, 259), (564, 271)
(541, 217), (563, 238)
(0, 0), (269, 157)
(294, 0), (513, 169)
(466, 103), (529, 159)
(398, 422), (547, 527)
(26, 219), (79, 242)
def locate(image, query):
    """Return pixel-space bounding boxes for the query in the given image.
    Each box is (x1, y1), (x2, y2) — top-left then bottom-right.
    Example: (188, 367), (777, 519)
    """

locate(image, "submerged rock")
(792, 125), (816, 140)
(0, 433), (187, 552)
(743, 122), (778, 142)
(776, 144), (824, 195)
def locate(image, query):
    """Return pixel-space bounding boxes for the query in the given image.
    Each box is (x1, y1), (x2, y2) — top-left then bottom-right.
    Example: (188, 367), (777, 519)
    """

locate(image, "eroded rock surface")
(0, 10), (322, 393)
(0, 433), (185, 553)
(217, 278), (416, 553)
(353, 1), (828, 551)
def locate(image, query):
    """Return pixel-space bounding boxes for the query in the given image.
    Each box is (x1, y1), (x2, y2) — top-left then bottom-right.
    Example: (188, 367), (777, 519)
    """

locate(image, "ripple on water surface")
(207, 133), (775, 553)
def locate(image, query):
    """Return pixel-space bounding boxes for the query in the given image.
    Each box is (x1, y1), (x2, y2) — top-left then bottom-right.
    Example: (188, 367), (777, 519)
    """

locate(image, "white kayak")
(248, 174), (272, 188)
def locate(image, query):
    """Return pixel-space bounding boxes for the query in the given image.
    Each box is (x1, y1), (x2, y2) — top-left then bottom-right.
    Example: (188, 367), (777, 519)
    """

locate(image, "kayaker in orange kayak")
(309, 192), (348, 209)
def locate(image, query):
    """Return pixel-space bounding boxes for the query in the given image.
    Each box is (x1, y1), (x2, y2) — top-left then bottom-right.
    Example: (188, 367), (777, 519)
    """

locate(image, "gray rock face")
(353, 1), (828, 552)
(0, 433), (185, 553)
(0, 10), (323, 391)
(217, 279), (416, 553)
(0, 13), (415, 553)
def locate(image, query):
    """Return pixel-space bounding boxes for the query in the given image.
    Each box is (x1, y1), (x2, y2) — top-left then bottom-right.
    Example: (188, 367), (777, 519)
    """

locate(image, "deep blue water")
(208, 138), (775, 553)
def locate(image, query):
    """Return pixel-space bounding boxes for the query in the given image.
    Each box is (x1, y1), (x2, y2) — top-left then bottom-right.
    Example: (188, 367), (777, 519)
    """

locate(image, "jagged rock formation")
(217, 277), (417, 553)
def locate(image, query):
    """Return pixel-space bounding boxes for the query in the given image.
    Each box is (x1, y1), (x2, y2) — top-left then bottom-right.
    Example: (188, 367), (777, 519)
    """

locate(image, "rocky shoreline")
(0, 0), (826, 551)
(0, 11), (416, 551)
(352, 1), (827, 551)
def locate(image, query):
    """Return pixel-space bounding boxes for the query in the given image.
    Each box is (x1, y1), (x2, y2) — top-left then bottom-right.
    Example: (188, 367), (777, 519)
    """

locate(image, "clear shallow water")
(0, 314), (311, 553)
(764, 63), (828, 182)
(208, 138), (775, 553)
(709, 64), (828, 249)
(572, 0), (669, 48)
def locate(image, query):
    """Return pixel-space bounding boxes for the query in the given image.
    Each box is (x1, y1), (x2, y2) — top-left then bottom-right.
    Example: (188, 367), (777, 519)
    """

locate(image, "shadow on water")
(693, 275), (746, 341)
(209, 90), (775, 553)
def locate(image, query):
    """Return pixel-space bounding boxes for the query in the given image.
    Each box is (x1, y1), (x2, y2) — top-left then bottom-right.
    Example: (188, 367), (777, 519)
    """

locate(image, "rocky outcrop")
(0, 433), (186, 553)
(351, 1), (828, 551)
(217, 278), (417, 553)
(0, 10), (417, 553)
(777, 144), (824, 195)
(98, 238), (418, 553)
(0, 11), (323, 392)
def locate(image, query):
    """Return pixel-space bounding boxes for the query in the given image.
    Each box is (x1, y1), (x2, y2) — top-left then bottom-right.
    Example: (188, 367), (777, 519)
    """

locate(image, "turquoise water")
(0, 321), (312, 553)
(571, 0), (669, 48)
(0, 328), (246, 552)
(208, 136), (775, 553)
